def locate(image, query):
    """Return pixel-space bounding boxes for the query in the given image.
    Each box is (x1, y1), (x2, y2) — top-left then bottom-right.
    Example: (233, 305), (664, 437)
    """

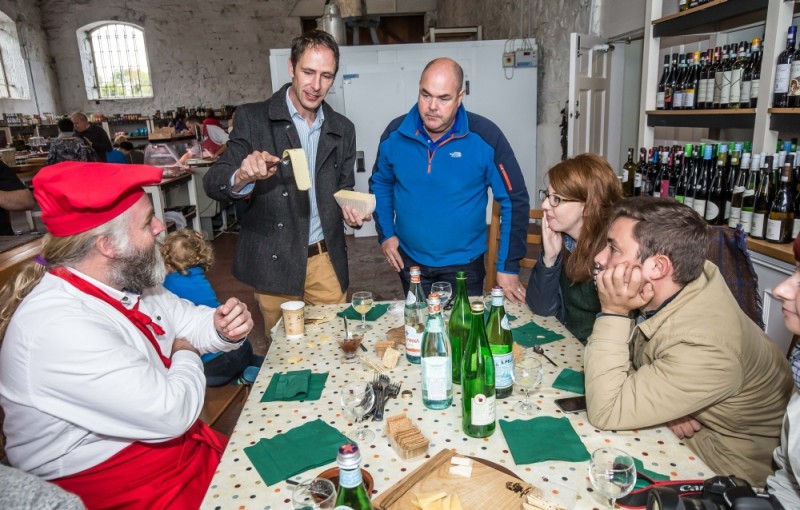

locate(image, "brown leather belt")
(308, 240), (327, 257)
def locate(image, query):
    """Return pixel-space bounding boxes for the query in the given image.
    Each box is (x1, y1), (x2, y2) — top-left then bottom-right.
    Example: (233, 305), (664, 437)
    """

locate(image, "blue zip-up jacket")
(369, 104), (530, 273)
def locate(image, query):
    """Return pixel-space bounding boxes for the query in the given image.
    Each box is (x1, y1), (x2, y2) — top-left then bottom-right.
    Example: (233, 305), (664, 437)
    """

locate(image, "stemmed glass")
(340, 380), (376, 444)
(431, 282), (453, 316)
(351, 291), (373, 331)
(291, 478), (337, 509)
(512, 355), (543, 415)
(588, 447), (637, 509)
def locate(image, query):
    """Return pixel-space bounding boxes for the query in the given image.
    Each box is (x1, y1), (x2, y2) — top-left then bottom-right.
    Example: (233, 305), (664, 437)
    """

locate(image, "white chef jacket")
(0, 268), (239, 479)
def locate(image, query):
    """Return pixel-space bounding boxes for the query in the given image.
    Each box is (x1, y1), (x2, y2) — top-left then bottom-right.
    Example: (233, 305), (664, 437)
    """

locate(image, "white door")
(341, 66), (421, 237)
(567, 32), (615, 159)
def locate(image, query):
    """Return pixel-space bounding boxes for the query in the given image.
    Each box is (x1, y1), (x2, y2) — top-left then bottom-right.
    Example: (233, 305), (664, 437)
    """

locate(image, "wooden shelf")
(746, 237), (795, 265)
(646, 109), (756, 128)
(768, 108), (800, 132)
(652, 0), (769, 37)
(768, 108), (800, 114)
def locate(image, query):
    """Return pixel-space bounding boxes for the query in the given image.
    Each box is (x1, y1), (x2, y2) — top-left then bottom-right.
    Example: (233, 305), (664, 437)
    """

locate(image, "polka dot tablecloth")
(201, 301), (712, 509)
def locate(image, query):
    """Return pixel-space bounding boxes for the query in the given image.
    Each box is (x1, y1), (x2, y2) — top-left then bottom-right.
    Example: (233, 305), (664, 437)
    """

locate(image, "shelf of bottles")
(629, 138), (800, 246)
(655, 0), (770, 38)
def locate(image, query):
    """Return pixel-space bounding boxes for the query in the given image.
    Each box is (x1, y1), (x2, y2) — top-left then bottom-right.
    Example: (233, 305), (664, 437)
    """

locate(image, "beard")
(108, 240), (167, 292)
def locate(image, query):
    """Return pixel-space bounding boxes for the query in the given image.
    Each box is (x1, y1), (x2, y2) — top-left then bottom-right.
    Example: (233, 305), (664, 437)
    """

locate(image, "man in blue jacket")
(370, 58), (530, 300)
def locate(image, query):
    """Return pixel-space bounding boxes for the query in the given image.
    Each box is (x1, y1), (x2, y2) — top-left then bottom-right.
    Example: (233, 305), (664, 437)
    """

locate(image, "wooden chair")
(200, 384), (250, 434)
(485, 201), (544, 292)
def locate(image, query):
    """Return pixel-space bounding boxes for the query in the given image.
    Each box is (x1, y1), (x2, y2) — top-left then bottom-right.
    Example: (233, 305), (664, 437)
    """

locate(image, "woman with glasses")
(526, 153), (623, 343)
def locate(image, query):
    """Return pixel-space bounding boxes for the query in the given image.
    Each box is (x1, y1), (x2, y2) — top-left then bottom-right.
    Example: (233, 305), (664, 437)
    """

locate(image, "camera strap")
(616, 472), (705, 509)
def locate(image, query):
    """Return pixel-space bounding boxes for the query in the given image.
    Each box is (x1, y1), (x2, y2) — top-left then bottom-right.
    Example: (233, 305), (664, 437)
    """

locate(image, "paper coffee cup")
(281, 301), (305, 339)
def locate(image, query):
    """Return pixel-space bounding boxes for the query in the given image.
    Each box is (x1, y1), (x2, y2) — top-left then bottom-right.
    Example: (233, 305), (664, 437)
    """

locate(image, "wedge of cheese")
(282, 148), (310, 190)
(333, 189), (377, 217)
(412, 491), (463, 510)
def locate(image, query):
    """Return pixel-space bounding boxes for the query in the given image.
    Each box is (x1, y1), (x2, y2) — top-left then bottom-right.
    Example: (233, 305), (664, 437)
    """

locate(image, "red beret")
(33, 162), (164, 236)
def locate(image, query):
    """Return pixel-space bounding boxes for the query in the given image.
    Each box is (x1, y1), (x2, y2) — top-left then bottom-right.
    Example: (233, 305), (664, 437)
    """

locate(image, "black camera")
(646, 475), (784, 510)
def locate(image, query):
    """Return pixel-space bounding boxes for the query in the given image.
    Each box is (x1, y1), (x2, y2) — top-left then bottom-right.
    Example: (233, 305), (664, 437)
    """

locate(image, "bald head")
(420, 58), (464, 92)
(417, 58), (466, 142)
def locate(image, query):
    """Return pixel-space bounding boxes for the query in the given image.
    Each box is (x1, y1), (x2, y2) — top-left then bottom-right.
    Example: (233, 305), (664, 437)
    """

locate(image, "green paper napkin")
(336, 303), (390, 321)
(633, 457), (670, 490)
(552, 368), (585, 394)
(512, 321), (565, 346)
(244, 419), (348, 486)
(499, 416), (590, 464)
(261, 370), (329, 402)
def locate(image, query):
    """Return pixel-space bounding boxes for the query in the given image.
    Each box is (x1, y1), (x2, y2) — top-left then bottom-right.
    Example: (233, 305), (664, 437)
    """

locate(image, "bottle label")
(470, 394), (496, 426)
(405, 325), (422, 357)
(683, 89), (695, 108)
(338, 468), (363, 489)
(405, 291), (416, 305)
(790, 61), (800, 97)
(622, 169), (629, 183)
(660, 179), (670, 198)
(634, 173), (642, 187)
(766, 219), (783, 241)
(656, 92), (665, 109)
(724, 201), (732, 221)
(714, 72), (723, 104)
(751, 79), (760, 99)
(741, 81), (751, 103)
(775, 64), (790, 93)
(751, 213), (766, 237)
(729, 207), (743, 228)
(493, 352), (514, 390)
(720, 71), (732, 104)
(740, 210), (754, 233)
(674, 90), (684, 108)
(422, 357), (451, 400)
(793, 218), (800, 239)
(698, 78), (709, 104)
(684, 196), (694, 208)
(335, 507), (356, 510)
(729, 69), (743, 103)
(692, 199), (707, 217)
(500, 315), (511, 330)
(704, 202), (720, 221)
(701, 78), (714, 104)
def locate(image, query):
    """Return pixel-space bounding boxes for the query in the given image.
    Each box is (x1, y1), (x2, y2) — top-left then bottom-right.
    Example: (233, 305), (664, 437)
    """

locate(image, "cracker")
(376, 340), (394, 358)
(382, 347), (401, 368)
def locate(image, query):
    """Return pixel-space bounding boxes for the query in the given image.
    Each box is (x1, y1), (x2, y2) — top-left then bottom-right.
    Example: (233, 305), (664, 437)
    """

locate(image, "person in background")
(586, 197), (792, 486)
(106, 136), (131, 164)
(119, 141), (144, 164)
(765, 237), (800, 508)
(70, 112), (113, 162)
(161, 228), (264, 385)
(0, 162), (254, 509)
(0, 160), (36, 235)
(203, 30), (365, 337)
(526, 153), (623, 343)
(369, 57), (530, 299)
(170, 113), (188, 135)
(46, 118), (92, 164)
(186, 114), (228, 159)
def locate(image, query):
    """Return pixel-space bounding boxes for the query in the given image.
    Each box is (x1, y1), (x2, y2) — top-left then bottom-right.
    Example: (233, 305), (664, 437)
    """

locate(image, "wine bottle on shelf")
(679, 0), (688, 12)
(676, 147), (689, 204)
(713, 46), (726, 109)
(741, 39), (758, 108)
(773, 26), (797, 108)
(664, 53), (679, 110)
(741, 153), (761, 234)
(790, 37), (800, 107)
(752, 156), (774, 239)
(622, 148), (636, 197)
(673, 53), (688, 110)
(404, 266), (427, 364)
(656, 55), (670, 110)
(750, 39), (763, 108)
(447, 271), (470, 385)
(633, 148), (646, 197)
(684, 145), (698, 208)
(700, 49), (715, 110)
(334, 444), (375, 510)
(420, 293), (452, 410)
(697, 50), (709, 110)
(719, 45), (734, 109)
(462, 300), (496, 439)
(729, 42), (747, 108)
(683, 52), (701, 109)
(766, 160), (794, 244)
(706, 146), (727, 225)
(485, 287), (513, 399)
(693, 145), (713, 218)
(729, 152), (749, 228)
(724, 146), (741, 222)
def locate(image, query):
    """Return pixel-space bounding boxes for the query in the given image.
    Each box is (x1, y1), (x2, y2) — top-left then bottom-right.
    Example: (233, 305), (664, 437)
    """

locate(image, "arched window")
(77, 22), (153, 99)
(0, 10), (30, 99)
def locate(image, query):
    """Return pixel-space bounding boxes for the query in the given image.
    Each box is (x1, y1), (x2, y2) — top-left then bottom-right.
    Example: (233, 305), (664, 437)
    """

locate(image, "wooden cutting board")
(373, 448), (530, 510)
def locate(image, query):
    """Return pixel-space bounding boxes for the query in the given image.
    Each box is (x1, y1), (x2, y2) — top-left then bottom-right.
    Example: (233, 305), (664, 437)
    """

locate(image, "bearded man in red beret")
(0, 162), (254, 510)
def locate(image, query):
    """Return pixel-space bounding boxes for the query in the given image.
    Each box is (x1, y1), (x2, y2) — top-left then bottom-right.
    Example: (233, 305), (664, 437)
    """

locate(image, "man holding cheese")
(204, 30), (363, 336)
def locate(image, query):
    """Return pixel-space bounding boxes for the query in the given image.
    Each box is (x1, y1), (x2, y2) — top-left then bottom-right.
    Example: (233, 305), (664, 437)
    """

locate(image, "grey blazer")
(203, 84), (357, 295)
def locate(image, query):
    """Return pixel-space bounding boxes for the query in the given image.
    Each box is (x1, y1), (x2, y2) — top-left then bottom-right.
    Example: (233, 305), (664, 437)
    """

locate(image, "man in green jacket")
(586, 197), (792, 486)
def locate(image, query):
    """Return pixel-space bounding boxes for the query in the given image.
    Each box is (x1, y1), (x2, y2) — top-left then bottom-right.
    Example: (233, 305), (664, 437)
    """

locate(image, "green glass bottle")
(334, 444), (374, 510)
(485, 286), (514, 399)
(447, 272), (470, 385)
(421, 294), (452, 410)
(461, 301), (496, 438)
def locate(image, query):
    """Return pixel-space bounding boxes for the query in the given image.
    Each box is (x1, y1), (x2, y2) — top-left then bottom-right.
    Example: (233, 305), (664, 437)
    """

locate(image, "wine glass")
(351, 291), (374, 331)
(512, 355), (542, 415)
(291, 478), (337, 509)
(588, 447), (637, 509)
(431, 282), (453, 315)
(340, 380), (376, 444)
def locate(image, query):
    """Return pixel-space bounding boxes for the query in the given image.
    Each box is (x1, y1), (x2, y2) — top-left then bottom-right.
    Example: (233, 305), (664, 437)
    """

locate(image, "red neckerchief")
(50, 267), (171, 368)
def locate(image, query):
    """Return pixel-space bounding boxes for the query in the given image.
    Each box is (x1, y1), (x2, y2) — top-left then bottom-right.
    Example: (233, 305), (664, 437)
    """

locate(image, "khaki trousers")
(254, 252), (346, 336)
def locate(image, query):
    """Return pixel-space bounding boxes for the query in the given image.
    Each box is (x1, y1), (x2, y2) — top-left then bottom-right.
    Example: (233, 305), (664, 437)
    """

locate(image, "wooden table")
(201, 301), (713, 510)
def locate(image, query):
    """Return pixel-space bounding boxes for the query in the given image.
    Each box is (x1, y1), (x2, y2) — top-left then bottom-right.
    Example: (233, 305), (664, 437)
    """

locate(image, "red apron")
(47, 268), (227, 509)
(52, 421), (227, 510)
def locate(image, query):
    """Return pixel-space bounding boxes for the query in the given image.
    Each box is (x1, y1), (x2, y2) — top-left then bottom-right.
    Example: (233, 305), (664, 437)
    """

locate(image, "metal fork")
(372, 374), (391, 421)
